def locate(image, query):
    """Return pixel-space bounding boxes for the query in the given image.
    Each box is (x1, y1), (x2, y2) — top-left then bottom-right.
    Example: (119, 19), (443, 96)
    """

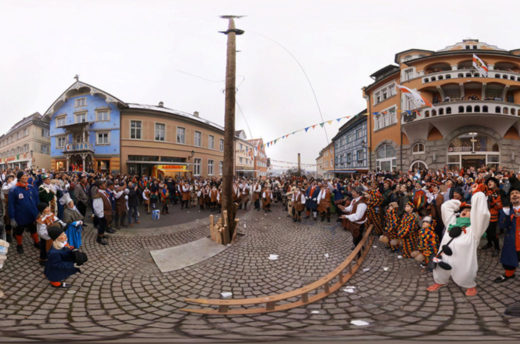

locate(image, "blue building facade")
(332, 110), (368, 175)
(45, 80), (125, 172)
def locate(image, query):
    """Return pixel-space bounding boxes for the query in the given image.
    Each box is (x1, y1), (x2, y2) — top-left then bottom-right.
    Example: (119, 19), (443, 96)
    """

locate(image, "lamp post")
(220, 15), (244, 242)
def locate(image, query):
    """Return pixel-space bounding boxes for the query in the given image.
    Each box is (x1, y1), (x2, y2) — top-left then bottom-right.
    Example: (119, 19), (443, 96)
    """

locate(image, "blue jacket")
(8, 184), (39, 226)
(44, 246), (79, 282)
(500, 210), (519, 268)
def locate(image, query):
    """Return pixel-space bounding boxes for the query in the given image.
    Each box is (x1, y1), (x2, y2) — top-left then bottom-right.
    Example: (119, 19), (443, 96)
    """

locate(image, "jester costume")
(384, 206), (399, 249)
(417, 221), (438, 264)
(397, 212), (419, 258)
(366, 189), (384, 235)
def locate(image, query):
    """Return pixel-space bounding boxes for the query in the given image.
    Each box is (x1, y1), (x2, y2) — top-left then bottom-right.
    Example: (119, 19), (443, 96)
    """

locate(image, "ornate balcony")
(402, 100), (520, 124)
(63, 142), (94, 153)
(401, 100), (520, 144)
(421, 69), (520, 84)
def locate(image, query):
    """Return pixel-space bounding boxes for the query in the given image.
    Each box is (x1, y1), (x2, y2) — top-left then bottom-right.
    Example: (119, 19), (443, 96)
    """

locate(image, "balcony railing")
(422, 69), (520, 84)
(402, 100), (520, 124)
(62, 142), (94, 152)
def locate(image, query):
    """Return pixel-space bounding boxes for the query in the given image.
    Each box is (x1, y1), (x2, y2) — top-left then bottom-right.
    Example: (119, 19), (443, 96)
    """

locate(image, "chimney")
(193, 111), (199, 118)
(158, 101), (164, 107)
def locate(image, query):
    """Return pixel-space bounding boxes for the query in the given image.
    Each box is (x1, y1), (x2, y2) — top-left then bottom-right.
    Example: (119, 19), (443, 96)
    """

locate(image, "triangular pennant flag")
(274, 139), (277, 144)
(267, 142), (270, 147)
(327, 120), (333, 125)
(320, 122), (324, 127)
(312, 124), (317, 129)
(292, 131), (296, 135)
(305, 127), (310, 132)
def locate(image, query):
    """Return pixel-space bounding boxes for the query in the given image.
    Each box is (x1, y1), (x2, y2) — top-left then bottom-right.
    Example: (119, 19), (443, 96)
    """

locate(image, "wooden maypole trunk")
(217, 16), (243, 245)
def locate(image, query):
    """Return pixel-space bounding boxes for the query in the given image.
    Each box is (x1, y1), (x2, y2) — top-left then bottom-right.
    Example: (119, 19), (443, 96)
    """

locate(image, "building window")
(194, 131), (201, 146)
(220, 139), (224, 152)
(56, 116), (66, 127)
(208, 159), (214, 175)
(346, 153), (352, 164)
(74, 97), (86, 108)
(130, 120), (142, 139)
(155, 123), (165, 141)
(219, 161), (223, 175)
(193, 158), (201, 176)
(56, 136), (66, 148)
(40, 144), (49, 154)
(96, 110), (110, 121)
(376, 143), (397, 171)
(41, 128), (49, 137)
(239, 157), (243, 164)
(96, 132), (110, 145)
(209, 135), (215, 149)
(374, 107), (397, 131)
(412, 143), (425, 154)
(357, 149), (363, 162)
(75, 113), (87, 123)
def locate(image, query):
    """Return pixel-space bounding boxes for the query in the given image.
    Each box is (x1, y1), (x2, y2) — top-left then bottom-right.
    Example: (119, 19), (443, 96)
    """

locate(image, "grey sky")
(0, 0), (518, 166)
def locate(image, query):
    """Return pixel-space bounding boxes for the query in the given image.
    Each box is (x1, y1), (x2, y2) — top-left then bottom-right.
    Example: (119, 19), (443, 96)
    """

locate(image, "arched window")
(410, 161), (428, 171)
(474, 106), (480, 112)
(446, 107), (452, 114)
(439, 108), (444, 115)
(466, 105), (472, 112)
(432, 109), (437, 116)
(495, 106), (501, 113)
(376, 143), (397, 172)
(425, 110), (430, 117)
(459, 106), (464, 113)
(512, 109), (516, 115)
(483, 106), (488, 112)
(424, 78), (429, 83)
(412, 143), (425, 154)
(503, 107), (509, 115)
(458, 73), (464, 78)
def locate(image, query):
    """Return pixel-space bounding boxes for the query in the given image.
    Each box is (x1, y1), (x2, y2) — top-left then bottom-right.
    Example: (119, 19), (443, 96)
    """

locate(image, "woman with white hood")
(61, 193), (84, 249)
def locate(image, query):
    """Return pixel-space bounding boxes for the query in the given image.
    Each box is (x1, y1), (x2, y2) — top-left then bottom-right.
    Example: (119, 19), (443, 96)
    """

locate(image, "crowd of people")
(1, 165), (519, 296)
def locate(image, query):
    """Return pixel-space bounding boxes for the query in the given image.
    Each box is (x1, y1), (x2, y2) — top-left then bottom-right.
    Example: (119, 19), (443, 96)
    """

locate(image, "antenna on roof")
(74, 74), (79, 82)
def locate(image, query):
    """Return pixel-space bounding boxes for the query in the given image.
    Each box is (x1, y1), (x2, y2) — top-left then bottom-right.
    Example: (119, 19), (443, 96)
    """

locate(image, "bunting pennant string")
(263, 115), (352, 148)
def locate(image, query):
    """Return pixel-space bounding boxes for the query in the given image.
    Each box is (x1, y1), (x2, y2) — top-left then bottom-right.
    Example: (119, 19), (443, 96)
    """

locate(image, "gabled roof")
(332, 109), (367, 142)
(125, 103), (224, 132)
(44, 80), (126, 117)
(370, 65), (400, 80)
(0, 112), (46, 138)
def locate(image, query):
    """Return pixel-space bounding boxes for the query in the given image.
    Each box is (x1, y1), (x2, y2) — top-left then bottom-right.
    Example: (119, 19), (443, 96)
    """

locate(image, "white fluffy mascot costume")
(427, 184), (490, 296)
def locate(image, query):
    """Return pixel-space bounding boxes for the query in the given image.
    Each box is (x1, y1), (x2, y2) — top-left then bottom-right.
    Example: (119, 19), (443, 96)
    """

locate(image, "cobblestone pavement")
(1, 201), (520, 343)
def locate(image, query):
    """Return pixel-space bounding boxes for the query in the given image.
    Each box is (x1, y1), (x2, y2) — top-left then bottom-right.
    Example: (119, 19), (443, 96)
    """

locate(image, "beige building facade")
(234, 130), (255, 177)
(121, 105), (225, 178)
(0, 113), (51, 171)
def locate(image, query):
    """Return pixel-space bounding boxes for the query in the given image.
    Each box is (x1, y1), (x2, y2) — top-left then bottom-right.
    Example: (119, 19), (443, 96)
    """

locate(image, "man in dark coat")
(494, 174), (520, 283)
(8, 171), (40, 254)
(127, 182), (140, 225)
(305, 181), (320, 221)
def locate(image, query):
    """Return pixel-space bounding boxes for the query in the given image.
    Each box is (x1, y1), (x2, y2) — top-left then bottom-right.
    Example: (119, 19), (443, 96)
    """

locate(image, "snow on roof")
(126, 103), (224, 132)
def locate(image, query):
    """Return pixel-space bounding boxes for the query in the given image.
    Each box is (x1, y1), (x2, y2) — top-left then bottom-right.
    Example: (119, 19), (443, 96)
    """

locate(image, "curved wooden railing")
(181, 225), (374, 315)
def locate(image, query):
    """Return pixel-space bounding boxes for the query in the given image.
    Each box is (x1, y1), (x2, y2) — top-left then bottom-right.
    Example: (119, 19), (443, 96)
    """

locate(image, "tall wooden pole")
(297, 153), (301, 176)
(221, 17), (243, 241)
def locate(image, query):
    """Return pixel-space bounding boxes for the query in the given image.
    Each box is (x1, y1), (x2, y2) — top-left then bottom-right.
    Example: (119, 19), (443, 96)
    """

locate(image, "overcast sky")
(1, 0), (518, 167)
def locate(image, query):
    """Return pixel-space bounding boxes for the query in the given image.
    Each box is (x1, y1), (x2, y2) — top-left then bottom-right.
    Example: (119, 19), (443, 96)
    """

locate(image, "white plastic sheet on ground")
(350, 319), (370, 326)
(221, 292), (232, 298)
(268, 254), (279, 260)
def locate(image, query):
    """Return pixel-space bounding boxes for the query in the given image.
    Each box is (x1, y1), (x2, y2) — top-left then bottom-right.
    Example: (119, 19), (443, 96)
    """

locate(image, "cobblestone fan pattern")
(1, 204), (520, 342)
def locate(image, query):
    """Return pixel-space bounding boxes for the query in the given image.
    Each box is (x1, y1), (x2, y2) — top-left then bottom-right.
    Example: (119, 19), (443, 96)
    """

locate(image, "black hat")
(452, 187), (463, 196)
(16, 171), (24, 180)
(509, 175), (520, 195)
(37, 202), (49, 214)
(48, 223), (64, 241)
(485, 176), (499, 187)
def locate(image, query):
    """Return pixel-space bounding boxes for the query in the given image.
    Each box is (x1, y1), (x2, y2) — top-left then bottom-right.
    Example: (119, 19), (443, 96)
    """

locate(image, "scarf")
(16, 182), (28, 190)
(448, 217), (471, 232)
